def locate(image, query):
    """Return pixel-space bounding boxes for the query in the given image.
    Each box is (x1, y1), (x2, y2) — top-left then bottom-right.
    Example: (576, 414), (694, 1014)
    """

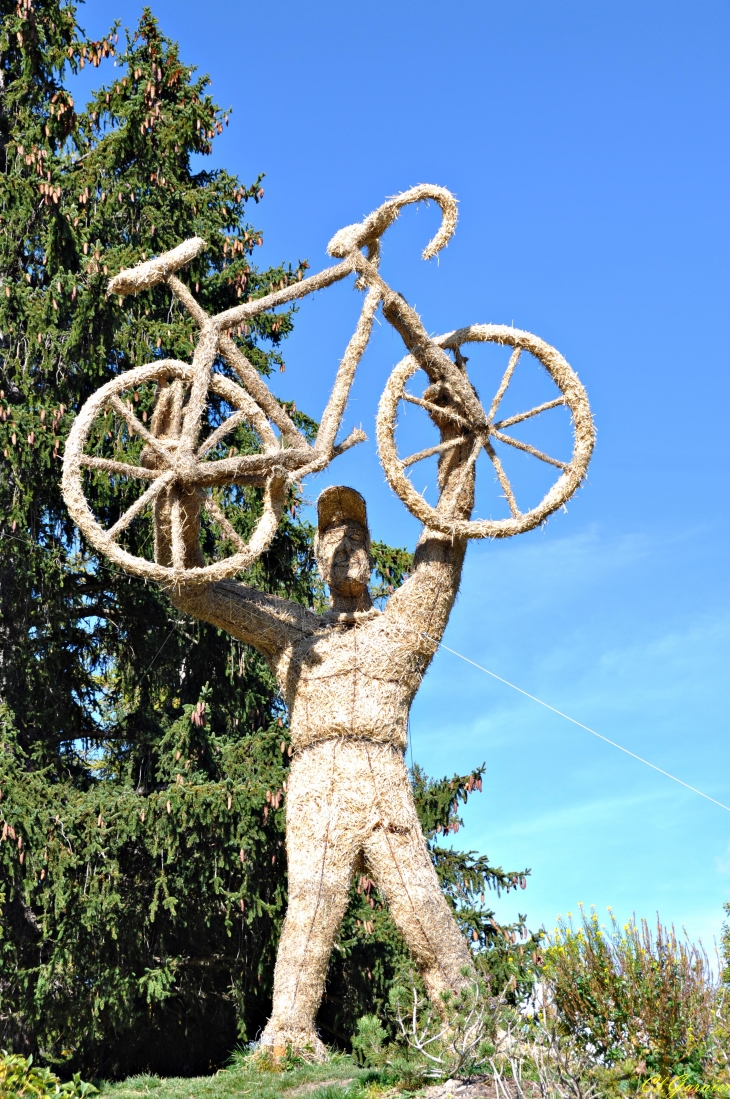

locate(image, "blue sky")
(74, 1), (730, 950)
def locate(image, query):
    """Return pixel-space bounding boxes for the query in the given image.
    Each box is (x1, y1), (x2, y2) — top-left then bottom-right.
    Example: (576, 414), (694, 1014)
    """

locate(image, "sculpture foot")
(259, 1023), (327, 1062)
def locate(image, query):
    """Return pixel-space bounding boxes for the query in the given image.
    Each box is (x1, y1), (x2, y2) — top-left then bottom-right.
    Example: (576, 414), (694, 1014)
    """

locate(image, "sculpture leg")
(260, 740), (359, 1058)
(361, 745), (474, 1004)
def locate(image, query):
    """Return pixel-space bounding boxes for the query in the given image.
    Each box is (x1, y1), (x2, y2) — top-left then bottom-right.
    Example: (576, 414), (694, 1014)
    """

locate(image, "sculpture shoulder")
(288, 607), (422, 671)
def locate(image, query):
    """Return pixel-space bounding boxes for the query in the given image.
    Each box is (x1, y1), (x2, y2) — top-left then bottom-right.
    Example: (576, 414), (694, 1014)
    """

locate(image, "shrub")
(0, 1052), (96, 1098)
(386, 968), (501, 1081)
(353, 906), (730, 1098)
(351, 1016), (387, 1068)
(721, 903), (730, 985)
(542, 906), (717, 1079)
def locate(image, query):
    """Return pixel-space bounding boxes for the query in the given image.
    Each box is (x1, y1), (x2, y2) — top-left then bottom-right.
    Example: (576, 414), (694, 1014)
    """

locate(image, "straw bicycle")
(62, 185), (594, 582)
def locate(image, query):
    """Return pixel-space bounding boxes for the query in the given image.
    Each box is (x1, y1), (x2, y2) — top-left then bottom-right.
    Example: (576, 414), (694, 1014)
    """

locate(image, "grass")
(97, 1051), (402, 1099)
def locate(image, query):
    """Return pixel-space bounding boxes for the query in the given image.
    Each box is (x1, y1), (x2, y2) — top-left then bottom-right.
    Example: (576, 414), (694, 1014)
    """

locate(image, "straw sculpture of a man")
(150, 374), (477, 1057)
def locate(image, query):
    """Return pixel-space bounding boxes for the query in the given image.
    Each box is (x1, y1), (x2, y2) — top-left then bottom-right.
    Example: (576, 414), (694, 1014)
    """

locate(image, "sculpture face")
(316, 520), (371, 598)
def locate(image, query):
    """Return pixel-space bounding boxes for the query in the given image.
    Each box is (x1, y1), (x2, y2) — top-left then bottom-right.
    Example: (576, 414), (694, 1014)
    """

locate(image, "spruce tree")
(0, 2), (537, 1077)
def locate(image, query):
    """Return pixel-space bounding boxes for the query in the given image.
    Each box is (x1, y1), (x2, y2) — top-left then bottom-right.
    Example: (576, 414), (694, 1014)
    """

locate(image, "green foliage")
(413, 763), (540, 1002)
(721, 902), (730, 986)
(0, 1052), (96, 1098)
(0, 0), (309, 759)
(368, 542), (413, 610)
(0, 0), (534, 1079)
(543, 906), (718, 1082)
(347, 908), (730, 1097)
(103, 1049), (388, 1099)
(0, 696), (295, 1076)
(350, 1016), (387, 1068)
(0, 0), (312, 1075)
(387, 970), (499, 1081)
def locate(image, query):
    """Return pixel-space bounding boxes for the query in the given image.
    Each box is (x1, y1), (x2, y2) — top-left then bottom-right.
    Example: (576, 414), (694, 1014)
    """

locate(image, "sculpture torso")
(171, 526), (466, 755)
(278, 609), (425, 752)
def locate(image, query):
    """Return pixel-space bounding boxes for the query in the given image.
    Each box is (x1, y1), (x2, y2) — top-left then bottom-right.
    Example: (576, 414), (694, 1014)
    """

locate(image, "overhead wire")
(420, 632), (730, 815)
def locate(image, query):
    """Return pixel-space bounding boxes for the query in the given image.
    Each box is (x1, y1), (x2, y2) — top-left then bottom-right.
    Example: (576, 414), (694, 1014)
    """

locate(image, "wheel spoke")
(106, 469), (175, 542)
(203, 494), (249, 553)
(494, 397), (565, 430)
(198, 409), (250, 458)
(108, 395), (175, 468)
(402, 434), (472, 468)
(80, 455), (161, 480)
(491, 429), (568, 470)
(484, 440), (521, 518)
(402, 391), (470, 430)
(486, 347), (522, 424)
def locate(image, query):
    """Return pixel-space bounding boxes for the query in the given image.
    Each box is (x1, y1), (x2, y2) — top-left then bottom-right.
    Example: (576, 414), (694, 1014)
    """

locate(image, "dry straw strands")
(261, 740), (474, 1057)
(107, 236), (208, 297)
(326, 183), (458, 262)
(61, 358), (288, 585)
(61, 185), (596, 1057)
(65, 183), (595, 584)
(162, 375), (479, 1056)
(377, 324), (594, 539)
(63, 184), (468, 587)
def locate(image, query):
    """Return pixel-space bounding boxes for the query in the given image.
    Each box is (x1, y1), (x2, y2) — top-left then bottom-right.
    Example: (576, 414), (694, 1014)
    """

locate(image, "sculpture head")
(315, 486), (372, 601)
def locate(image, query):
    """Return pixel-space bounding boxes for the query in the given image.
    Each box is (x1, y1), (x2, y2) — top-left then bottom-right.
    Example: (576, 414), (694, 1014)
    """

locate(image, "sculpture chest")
(278, 617), (423, 751)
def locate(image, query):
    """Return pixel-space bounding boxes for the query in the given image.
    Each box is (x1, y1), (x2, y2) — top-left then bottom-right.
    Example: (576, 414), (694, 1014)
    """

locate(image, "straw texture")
(260, 740), (474, 1057)
(107, 236), (208, 297)
(326, 183), (458, 262)
(62, 185), (596, 1056)
(376, 325), (594, 539)
(61, 358), (288, 585)
(162, 378), (478, 1056)
(63, 186), (469, 585)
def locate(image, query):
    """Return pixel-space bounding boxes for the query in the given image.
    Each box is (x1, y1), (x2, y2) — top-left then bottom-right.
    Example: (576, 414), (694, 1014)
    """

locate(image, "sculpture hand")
(145, 379), (206, 572)
(420, 363), (479, 523)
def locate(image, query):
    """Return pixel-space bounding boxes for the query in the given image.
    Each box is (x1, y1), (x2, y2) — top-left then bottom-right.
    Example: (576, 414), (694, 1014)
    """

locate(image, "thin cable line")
(138, 627), (176, 685)
(422, 633), (730, 816)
